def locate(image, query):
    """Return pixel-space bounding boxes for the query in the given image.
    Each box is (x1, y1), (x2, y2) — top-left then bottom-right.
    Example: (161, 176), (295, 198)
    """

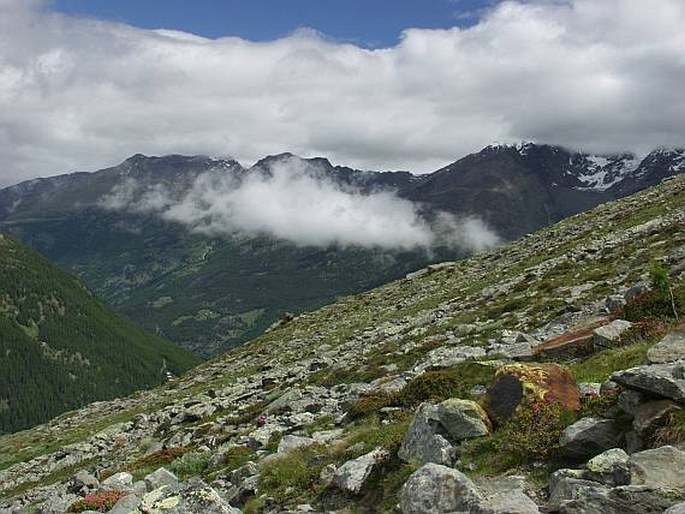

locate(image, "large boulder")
(612, 362), (685, 403)
(399, 463), (485, 514)
(647, 323), (685, 364)
(559, 418), (623, 460)
(437, 399), (491, 441)
(398, 403), (453, 466)
(584, 448), (630, 486)
(484, 363), (580, 424)
(332, 447), (388, 494)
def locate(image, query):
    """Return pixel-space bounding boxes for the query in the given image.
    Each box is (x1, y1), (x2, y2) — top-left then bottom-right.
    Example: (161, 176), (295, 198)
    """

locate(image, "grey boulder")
(612, 362), (685, 403)
(559, 418), (622, 459)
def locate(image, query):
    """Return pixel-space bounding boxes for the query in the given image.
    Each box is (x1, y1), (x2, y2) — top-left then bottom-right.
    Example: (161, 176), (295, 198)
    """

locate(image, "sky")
(51, 0), (495, 47)
(1, 0), (685, 187)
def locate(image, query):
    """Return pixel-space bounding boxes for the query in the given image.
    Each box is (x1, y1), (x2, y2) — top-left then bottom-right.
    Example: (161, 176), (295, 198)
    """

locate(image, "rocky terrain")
(0, 174), (684, 513)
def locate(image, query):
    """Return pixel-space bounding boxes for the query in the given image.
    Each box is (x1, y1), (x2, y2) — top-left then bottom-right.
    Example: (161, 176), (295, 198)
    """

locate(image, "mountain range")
(0, 143), (683, 357)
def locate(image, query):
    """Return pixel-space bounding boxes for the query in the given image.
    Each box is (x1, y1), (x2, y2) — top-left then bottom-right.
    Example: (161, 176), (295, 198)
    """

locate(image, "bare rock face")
(484, 363), (581, 424)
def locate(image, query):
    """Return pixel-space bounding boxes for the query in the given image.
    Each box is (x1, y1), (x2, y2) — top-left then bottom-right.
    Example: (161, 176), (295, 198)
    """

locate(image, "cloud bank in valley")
(2, 0), (685, 186)
(100, 157), (500, 252)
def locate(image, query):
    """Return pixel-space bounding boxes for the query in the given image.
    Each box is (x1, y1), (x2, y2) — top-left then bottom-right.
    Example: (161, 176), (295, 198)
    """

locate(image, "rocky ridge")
(1, 175), (684, 512)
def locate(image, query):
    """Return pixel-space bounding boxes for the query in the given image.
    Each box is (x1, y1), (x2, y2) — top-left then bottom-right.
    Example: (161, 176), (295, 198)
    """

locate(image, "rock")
(629, 446), (685, 489)
(550, 481), (685, 514)
(578, 382), (601, 397)
(484, 363), (580, 424)
(109, 494), (142, 514)
(437, 399), (491, 441)
(633, 399), (682, 436)
(399, 463), (485, 514)
(612, 362), (685, 403)
(559, 418), (622, 460)
(68, 470), (99, 494)
(277, 435), (317, 454)
(617, 390), (644, 418)
(332, 447), (388, 494)
(139, 479), (241, 513)
(585, 448), (630, 486)
(647, 323), (685, 363)
(398, 403), (453, 466)
(100, 471), (133, 491)
(319, 464), (337, 488)
(144, 467), (179, 492)
(666, 502), (685, 514)
(474, 475), (541, 513)
(593, 320), (633, 348)
(413, 346), (486, 373)
(600, 380), (620, 395)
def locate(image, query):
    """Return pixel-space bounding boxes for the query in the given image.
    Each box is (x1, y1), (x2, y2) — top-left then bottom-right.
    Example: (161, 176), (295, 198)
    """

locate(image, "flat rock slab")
(647, 323), (685, 364)
(612, 362), (685, 403)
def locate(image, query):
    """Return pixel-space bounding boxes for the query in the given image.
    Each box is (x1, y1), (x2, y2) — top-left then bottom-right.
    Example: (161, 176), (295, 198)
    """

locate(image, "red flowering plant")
(67, 490), (128, 513)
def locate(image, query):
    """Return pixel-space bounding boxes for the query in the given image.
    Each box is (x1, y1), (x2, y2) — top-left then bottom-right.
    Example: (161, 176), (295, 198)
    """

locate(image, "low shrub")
(495, 400), (575, 462)
(67, 490), (127, 512)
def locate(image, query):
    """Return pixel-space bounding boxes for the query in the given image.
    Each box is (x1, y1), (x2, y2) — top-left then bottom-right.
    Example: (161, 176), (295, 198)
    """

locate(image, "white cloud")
(1, 0), (684, 187)
(98, 156), (500, 251)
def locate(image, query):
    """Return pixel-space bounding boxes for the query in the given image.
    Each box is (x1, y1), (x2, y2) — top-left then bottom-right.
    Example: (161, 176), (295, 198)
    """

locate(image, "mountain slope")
(0, 232), (199, 434)
(0, 173), (683, 513)
(0, 144), (683, 357)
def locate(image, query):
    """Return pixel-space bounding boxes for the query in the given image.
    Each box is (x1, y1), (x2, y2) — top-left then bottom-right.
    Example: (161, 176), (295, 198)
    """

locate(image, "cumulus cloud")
(99, 156), (500, 251)
(1, 0), (685, 187)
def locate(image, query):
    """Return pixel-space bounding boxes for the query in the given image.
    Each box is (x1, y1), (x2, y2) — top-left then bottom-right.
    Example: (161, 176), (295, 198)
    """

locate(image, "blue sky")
(51, 0), (497, 47)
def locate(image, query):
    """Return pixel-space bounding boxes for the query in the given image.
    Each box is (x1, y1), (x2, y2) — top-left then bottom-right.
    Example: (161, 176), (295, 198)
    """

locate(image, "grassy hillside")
(0, 232), (199, 434)
(0, 175), (683, 513)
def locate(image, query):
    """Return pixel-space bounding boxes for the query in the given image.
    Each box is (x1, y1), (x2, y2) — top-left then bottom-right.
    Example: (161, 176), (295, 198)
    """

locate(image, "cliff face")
(0, 175), (684, 513)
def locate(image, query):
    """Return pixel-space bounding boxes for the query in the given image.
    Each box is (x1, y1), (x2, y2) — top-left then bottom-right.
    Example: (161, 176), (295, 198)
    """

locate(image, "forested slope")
(0, 232), (198, 434)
